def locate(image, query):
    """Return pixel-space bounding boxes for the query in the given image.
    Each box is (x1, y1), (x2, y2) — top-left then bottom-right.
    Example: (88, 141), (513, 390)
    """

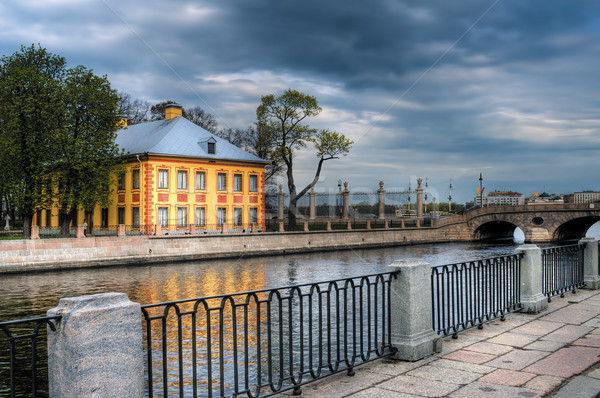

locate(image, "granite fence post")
(388, 259), (441, 361)
(580, 237), (600, 289)
(515, 244), (548, 313)
(30, 225), (40, 239)
(47, 292), (144, 398)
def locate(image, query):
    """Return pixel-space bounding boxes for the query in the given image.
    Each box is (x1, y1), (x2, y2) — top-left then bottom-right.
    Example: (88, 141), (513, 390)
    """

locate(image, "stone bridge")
(432, 203), (600, 242)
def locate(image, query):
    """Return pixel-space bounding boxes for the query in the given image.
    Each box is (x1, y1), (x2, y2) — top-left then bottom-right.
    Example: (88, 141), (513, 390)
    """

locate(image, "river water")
(0, 241), (526, 321)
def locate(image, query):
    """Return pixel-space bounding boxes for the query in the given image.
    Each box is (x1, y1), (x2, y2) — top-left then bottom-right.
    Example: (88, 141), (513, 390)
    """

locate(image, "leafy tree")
(257, 89), (353, 229)
(0, 45), (66, 237)
(117, 91), (150, 125)
(52, 65), (123, 235)
(187, 105), (219, 134)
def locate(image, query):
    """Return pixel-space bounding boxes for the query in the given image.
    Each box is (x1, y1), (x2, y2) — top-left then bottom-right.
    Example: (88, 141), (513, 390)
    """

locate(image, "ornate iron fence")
(0, 315), (61, 398)
(542, 244), (584, 301)
(431, 254), (522, 337)
(141, 272), (398, 397)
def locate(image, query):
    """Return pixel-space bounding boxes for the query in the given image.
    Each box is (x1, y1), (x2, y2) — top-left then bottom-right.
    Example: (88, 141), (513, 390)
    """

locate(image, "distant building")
(528, 192), (564, 204)
(574, 191), (600, 204)
(474, 191), (525, 207)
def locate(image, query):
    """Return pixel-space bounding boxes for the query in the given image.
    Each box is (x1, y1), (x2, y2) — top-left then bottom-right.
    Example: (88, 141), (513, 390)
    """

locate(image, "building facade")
(474, 191), (525, 207)
(574, 191), (600, 204)
(34, 104), (268, 232)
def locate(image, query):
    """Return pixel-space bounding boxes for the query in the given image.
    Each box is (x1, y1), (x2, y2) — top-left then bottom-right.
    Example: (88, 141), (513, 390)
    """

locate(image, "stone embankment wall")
(0, 224), (472, 274)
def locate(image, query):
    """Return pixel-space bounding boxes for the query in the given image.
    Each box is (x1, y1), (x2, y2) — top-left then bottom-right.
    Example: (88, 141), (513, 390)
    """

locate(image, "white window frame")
(132, 207), (140, 227)
(249, 207), (258, 224)
(217, 207), (226, 227)
(195, 207), (205, 227)
(158, 207), (169, 227)
(196, 171), (206, 190)
(177, 207), (188, 227)
(158, 169), (168, 189)
(234, 174), (243, 192)
(234, 207), (243, 226)
(249, 175), (258, 192)
(177, 170), (188, 190)
(218, 173), (227, 191)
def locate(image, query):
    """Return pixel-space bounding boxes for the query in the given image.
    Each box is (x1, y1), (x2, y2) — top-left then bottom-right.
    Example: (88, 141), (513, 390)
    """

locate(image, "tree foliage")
(257, 89), (353, 228)
(0, 45), (122, 236)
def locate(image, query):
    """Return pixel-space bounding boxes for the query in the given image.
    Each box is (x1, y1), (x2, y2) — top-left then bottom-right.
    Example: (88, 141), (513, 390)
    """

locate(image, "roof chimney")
(165, 103), (183, 120)
(118, 115), (128, 127)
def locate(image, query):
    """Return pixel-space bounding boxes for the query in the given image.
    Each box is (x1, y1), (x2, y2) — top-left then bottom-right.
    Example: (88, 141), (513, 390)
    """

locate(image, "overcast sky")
(2, 0), (600, 203)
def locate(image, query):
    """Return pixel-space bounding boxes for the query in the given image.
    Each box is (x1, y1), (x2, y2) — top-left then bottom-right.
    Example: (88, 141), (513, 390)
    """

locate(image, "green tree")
(0, 45), (65, 237)
(52, 65), (123, 235)
(257, 89), (353, 229)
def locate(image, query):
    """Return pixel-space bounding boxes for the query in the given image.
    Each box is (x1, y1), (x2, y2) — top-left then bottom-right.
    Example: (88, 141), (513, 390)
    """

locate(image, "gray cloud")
(1, 0), (600, 202)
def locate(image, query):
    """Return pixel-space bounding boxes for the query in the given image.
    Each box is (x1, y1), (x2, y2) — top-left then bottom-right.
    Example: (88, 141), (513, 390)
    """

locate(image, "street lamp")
(337, 180), (342, 218)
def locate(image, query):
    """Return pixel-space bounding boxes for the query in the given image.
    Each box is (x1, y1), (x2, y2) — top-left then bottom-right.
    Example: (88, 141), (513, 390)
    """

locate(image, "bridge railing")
(141, 272), (398, 397)
(431, 254), (522, 337)
(542, 244), (585, 300)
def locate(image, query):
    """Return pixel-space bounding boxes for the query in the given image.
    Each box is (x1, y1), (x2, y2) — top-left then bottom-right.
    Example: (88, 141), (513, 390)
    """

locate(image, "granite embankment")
(0, 222), (471, 273)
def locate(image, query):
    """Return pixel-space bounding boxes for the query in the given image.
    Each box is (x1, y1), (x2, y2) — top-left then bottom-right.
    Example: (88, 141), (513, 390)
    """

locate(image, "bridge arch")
(554, 216), (600, 241)
(473, 221), (519, 241)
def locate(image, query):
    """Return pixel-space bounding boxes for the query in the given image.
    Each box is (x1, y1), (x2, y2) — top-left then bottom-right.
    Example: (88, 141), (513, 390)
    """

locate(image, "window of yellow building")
(195, 207), (205, 227)
(217, 207), (226, 226)
(249, 207), (258, 224)
(196, 171), (206, 190)
(177, 207), (188, 227)
(132, 207), (140, 227)
(234, 174), (243, 192)
(158, 207), (169, 227)
(118, 174), (126, 190)
(132, 169), (140, 190)
(158, 169), (168, 189)
(234, 207), (243, 226)
(218, 173), (227, 191)
(118, 207), (125, 225)
(177, 170), (188, 190)
(101, 208), (108, 228)
(249, 175), (258, 192)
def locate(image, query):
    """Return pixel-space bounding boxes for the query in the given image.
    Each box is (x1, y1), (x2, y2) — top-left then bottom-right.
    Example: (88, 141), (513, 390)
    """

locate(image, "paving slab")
(523, 375), (564, 393)
(285, 369), (391, 398)
(524, 346), (600, 378)
(587, 368), (600, 380)
(439, 334), (486, 355)
(484, 349), (549, 371)
(573, 335), (600, 348)
(510, 320), (562, 336)
(477, 368), (536, 387)
(541, 324), (593, 343)
(377, 375), (460, 397)
(361, 357), (436, 377)
(539, 307), (598, 325)
(522, 340), (565, 352)
(486, 332), (538, 348)
(347, 387), (421, 397)
(406, 364), (481, 385)
(462, 341), (514, 356)
(442, 349), (496, 365)
(582, 316), (600, 329)
(433, 358), (495, 375)
(449, 381), (543, 397)
(552, 375), (600, 398)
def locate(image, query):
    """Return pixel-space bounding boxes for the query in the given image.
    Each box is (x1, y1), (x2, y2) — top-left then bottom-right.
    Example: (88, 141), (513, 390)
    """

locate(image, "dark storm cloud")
(1, 0), (600, 202)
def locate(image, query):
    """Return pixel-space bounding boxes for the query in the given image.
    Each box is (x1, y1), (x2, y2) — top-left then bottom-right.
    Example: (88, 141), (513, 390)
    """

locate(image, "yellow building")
(34, 103), (268, 233)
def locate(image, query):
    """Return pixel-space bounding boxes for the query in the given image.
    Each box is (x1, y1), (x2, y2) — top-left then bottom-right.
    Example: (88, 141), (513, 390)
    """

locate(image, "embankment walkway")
(283, 289), (600, 397)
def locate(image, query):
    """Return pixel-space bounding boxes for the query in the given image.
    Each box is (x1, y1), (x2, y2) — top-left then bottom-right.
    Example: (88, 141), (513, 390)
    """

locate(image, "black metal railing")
(542, 244), (584, 301)
(0, 315), (61, 398)
(141, 272), (398, 397)
(431, 254), (522, 337)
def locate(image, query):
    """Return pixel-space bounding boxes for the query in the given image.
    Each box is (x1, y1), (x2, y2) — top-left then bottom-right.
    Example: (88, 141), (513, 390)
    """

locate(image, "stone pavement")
(281, 290), (600, 397)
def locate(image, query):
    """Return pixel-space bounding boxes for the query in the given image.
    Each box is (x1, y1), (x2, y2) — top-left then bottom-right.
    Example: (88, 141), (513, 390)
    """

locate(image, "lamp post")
(479, 173), (484, 208)
(337, 180), (342, 219)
